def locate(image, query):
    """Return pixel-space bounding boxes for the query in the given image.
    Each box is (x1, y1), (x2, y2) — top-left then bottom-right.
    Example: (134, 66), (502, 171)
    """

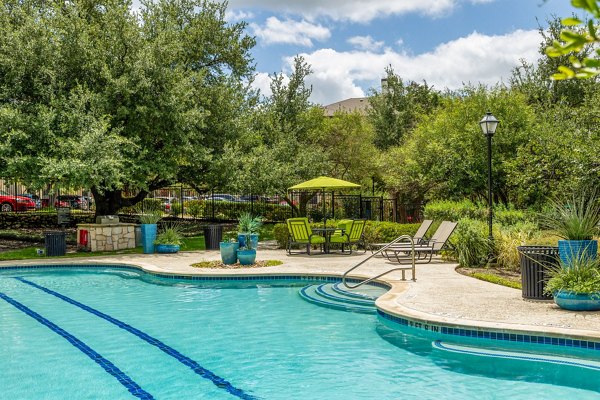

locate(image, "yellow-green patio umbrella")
(289, 176), (361, 227)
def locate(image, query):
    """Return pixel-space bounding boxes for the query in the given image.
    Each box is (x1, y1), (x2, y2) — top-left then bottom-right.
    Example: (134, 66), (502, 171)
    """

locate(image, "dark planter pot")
(554, 291), (600, 311)
(558, 240), (598, 267)
(156, 244), (180, 253)
(141, 224), (157, 254)
(237, 249), (256, 265)
(238, 233), (259, 249)
(220, 241), (239, 265)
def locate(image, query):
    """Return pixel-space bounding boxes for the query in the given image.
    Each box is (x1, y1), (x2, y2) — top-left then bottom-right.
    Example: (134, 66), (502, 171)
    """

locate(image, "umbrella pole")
(322, 188), (326, 229)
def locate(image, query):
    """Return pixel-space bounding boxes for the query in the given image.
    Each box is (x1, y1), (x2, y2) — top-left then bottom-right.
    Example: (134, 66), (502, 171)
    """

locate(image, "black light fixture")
(479, 111), (499, 260)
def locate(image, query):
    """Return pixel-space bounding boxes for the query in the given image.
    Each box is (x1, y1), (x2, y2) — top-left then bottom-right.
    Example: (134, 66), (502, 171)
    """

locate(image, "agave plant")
(238, 212), (263, 234)
(541, 191), (600, 240)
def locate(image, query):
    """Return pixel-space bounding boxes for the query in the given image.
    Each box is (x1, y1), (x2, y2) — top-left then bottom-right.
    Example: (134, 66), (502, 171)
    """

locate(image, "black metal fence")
(0, 182), (92, 213)
(0, 181), (422, 223)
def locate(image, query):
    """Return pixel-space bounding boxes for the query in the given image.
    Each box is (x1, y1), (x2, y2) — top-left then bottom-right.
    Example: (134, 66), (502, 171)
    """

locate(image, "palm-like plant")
(238, 213), (263, 234)
(542, 192), (600, 240)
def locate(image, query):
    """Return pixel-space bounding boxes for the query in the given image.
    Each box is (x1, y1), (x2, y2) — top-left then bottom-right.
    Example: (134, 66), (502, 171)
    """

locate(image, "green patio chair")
(286, 217), (326, 255)
(330, 219), (367, 254)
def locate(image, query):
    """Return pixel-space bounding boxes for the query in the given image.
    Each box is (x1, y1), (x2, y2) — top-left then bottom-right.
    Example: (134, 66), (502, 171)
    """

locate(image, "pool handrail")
(342, 235), (416, 289)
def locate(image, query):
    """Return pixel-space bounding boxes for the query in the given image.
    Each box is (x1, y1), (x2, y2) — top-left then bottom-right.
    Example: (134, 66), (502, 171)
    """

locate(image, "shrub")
(424, 199), (532, 226)
(452, 218), (493, 267)
(495, 222), (539, 271)
(424, 199), (485, 221)
(185, 200), (205, 219)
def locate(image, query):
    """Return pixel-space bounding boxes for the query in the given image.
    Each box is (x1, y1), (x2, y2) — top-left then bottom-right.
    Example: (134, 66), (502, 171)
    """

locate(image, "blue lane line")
(0, 290), (153, 399)
(16, 277), (258, 400)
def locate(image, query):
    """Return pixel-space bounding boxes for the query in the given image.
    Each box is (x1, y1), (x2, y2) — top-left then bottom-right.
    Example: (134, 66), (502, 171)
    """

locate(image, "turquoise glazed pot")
(141, 224), (157, 254)
(558, 240), (598, 267)
(156, 244), (180, 253)
(220, 241), (239, 265)
(554, 291), (600, 311)
(237, 249), (257, 265)
(238, 233), (259, 249)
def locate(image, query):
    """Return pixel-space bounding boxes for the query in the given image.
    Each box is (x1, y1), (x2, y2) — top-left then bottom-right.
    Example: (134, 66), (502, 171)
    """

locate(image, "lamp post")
(479, 111), (499, 260)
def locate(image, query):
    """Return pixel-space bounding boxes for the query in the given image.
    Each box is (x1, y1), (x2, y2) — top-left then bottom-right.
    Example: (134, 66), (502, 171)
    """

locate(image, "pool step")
(432, 340), (600, 371)
(299, 283), (382, 314)
(330, 282), (386, 300)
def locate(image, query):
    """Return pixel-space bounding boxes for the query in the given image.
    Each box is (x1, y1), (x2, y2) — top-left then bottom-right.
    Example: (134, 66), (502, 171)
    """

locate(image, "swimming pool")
(1, 266), (599, 399)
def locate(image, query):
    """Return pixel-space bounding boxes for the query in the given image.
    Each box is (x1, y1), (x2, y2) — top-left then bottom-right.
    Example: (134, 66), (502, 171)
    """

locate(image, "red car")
(0, 191), (36, 212)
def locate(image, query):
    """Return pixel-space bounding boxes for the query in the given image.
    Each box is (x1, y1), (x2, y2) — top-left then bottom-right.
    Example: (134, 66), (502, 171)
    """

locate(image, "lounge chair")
(329, 219), (367, 254)
(368, 219), (433, 253)
(384, 221), (457, 264)
(286, 217), (326, 255)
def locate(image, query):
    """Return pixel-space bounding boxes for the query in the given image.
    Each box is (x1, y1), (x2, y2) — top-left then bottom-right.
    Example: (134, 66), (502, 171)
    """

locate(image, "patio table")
(312, 227), (343, 254)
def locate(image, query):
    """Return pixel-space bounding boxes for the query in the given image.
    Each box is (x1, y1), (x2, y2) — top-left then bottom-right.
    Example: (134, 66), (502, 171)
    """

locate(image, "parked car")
(203, 194), (239, 202)
(239, 195), (271, 203)
(154, 196), (172, 212)
(0, 191), (36, 212)
(18, 193), (42, 209)
(54, 195), (88, 209)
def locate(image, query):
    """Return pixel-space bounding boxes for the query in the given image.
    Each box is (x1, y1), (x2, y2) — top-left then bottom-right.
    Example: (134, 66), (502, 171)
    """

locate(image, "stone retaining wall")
(77, 223), (137, 252)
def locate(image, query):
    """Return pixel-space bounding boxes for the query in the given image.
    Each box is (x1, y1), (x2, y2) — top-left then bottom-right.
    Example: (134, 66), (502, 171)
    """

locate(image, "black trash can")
(44, 231), (67, 256)
(517, 246), (559, 300)
(203, 225), (223, 250)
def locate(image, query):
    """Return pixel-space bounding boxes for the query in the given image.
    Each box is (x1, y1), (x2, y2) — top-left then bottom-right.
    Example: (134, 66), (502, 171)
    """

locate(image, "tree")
(0, 0), (255, 215)
(221, 56), (328, 214)
(511, 16), (595, 107)
(546, 0), (600, 79)
(367, 67), (440, 150)
(381, 86), (535, 206)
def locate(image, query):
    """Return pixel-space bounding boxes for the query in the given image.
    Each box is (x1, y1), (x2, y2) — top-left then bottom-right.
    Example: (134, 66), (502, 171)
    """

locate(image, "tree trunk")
(91, 187), (148, 217)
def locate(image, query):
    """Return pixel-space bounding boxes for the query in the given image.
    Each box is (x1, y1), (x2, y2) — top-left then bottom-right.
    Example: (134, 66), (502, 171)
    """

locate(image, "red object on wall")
(79, 229), (89, 247)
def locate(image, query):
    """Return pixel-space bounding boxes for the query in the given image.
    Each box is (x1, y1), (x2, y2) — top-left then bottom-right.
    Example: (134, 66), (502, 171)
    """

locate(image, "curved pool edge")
(2, 258), (600, 348)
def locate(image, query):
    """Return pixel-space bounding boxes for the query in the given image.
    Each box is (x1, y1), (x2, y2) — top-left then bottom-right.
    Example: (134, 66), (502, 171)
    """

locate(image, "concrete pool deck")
(2, 249), (600, 341)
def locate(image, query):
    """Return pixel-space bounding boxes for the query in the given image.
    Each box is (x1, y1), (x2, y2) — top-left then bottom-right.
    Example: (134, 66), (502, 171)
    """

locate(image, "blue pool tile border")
(377, 310), (600, 352)
(0, 290), (153, 400)
(15, 277), (258, 400)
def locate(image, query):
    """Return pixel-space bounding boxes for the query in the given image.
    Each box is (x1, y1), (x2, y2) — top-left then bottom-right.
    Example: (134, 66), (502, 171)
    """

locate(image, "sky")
(136, 0), (577, 105)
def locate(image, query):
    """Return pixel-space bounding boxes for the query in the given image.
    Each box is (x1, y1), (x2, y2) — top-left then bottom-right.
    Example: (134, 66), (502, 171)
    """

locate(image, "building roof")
(322, 97), (370, 117)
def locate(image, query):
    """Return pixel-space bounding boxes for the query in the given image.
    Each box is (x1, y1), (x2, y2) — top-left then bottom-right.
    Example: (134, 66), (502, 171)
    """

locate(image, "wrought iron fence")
(0, 181), (92, 213)
(0, 180), (422, 223)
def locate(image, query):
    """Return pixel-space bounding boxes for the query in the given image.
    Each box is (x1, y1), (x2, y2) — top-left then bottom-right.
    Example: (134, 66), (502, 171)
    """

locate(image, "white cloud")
(225, 9), (255, 22)
(252, 72), (273, 97)
(251, 17), (331, 47)
(265, 29), (540, 105)
(228, 0), (487, 23)
(347, 36), (385, 52)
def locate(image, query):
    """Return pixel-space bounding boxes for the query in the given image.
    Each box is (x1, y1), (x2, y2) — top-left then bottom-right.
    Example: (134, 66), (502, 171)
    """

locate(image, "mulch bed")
(191, 260), (283, 269)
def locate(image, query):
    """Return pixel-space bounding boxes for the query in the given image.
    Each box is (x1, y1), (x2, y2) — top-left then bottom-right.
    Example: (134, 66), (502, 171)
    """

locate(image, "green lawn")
(0, 235), (206, 261)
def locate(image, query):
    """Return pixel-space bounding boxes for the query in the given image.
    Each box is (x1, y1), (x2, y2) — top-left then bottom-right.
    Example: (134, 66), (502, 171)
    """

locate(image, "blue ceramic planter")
(141, 224), (157, 254)
(554, 291), (600, 311)
(237, 249), (256, 265)
(220, 241), (239, 265)
(558, 240), (598, 267)
(156, 244), (180, 253)
(238, 233), (259, 249)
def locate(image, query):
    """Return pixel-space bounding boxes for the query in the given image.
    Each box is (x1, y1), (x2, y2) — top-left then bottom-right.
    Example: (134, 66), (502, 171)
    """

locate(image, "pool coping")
(2, 257), (600, 350)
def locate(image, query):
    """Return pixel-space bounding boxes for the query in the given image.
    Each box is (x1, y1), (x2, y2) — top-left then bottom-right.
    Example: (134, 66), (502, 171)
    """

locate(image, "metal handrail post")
(342, 235), (416, 289)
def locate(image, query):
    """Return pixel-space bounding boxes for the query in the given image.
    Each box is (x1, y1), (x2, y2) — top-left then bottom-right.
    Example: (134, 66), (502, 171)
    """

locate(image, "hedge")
(424, 199), (532, 226)
(273, 220), (420, 249)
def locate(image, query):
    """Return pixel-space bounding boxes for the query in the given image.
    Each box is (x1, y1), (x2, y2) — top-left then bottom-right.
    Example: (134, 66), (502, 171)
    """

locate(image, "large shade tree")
(0, 0), (255, 215)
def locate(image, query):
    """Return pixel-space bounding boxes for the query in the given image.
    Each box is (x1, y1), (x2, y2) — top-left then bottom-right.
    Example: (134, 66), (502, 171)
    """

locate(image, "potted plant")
(136, 201), (163, 254)
(220, 231), (239, 265)
(545, 253), (600, 311)
(237, 232), (257, 265)
(542, 192), (599, 267)
(154, 223), (183, 253)
(237, 212), (262, 249)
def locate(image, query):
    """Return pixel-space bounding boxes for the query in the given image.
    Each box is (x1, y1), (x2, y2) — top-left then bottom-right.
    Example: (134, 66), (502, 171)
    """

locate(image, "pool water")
(1, 267), (599, 399)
